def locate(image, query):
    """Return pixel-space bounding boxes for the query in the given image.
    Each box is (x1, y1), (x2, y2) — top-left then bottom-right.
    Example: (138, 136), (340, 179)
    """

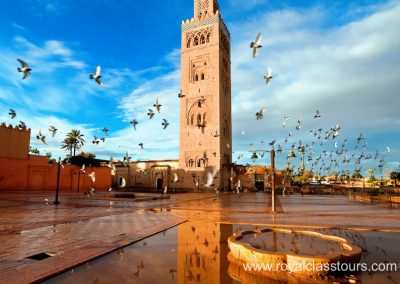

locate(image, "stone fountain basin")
(228, 228), (362, 277)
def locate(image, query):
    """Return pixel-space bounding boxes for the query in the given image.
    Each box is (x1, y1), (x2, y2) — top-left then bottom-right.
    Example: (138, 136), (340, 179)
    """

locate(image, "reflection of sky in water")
(43, 223), (400, 284)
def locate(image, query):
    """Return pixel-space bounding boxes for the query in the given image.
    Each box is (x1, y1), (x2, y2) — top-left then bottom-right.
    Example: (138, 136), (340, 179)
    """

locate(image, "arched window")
(197, 101), (202, 108)
(203, 158), (208, 167)
(195, 74), (199, 81)
(191, 114), (194, 125)
(200, 35), (205, 44)
(187, 159), (194, 167)
(197, 159), (201, 167)
(201, 73), (205, 80)
(197, 113), (202, 125)
(206, 33), (211, 43)
(187, 38), (191, 48)
(194, 36), (199, 46)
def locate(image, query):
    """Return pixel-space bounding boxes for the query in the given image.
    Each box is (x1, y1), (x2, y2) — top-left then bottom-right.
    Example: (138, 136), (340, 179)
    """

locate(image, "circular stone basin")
(228, 228), (362, 278)
(241, 231), (347, 257)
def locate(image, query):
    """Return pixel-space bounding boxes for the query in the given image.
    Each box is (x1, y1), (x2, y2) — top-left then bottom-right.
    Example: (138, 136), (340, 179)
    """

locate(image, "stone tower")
(179, 0), (232, 186)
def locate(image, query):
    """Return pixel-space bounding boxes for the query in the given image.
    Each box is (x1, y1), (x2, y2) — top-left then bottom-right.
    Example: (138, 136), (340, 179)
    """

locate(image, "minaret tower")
(179, 0), (232, 187)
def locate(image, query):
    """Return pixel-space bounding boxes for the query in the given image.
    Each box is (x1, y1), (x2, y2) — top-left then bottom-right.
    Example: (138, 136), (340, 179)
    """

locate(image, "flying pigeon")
(284, 114), (290, 120)
(17, 59), (32, 79)
(48, 126), (57, 137)
(139, 143), (143, 149)
(172, 173), (179, 183)
(36, 129), (47, 144)
(264, 67), (273, 85)
(92, 136), (100, 144)
(314, 110), (321, 118)
(386, 147), (391, 153)
(88, 171), (96, 183)
(90, 66), (102, 86)
(154, 98), (161, 113)
(255, 107), (266, 120)
(130, 119), (138, 130)
(18, 121), (27, 130)
(102, 127), (109, 136)
(162, 119), (169, 129)
(9, 109), (16, 119)
(250, 33), (262, 58)
(147, 109), (155, 119)
(178, 90), (185, 98)
(205, 168), (218, 188)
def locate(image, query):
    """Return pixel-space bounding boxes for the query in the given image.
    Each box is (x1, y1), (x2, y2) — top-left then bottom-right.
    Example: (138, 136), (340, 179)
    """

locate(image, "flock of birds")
(2, 32), (396, 187)
(4, 60), (172, 153)
(242, 32), (394, 178)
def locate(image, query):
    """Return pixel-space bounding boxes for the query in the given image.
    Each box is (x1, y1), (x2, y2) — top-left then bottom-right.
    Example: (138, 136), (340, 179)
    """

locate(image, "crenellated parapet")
(182, 10), (230, 38)
(0, 122), (31, 133)
(0, 122), (31, 159)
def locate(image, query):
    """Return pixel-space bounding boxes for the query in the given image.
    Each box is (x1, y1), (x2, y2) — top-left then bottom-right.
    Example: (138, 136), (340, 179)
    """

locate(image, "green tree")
(390, 171), (400, 186)
(61, 129), (85, 157)
(351, 170), (362, 180)
(78, 152), (96, 159)
(29, 146), (40, 155)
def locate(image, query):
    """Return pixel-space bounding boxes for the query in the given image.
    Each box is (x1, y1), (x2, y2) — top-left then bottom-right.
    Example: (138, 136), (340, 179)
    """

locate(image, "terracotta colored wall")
(0, 123), (30, 159)
(0, 155), (112, 191)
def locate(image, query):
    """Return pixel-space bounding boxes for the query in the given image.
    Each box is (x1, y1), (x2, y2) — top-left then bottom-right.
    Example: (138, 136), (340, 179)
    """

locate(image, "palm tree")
(61, 129), (85, 157)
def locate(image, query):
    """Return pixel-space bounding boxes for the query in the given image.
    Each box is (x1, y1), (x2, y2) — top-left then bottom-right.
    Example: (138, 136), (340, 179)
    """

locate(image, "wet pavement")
(0, 190), (399, 283)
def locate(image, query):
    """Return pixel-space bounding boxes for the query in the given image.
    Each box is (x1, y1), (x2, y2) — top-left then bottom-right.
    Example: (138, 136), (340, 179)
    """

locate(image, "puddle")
(42, 223), (400, 284)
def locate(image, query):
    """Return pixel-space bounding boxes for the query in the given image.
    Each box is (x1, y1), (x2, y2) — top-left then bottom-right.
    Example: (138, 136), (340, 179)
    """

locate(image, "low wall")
(0, 155), (112, 191)
(348, 191), (400, 206)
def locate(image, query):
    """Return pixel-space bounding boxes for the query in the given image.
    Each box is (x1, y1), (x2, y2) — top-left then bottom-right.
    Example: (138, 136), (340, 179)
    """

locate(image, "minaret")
(179, 0), (232, 187)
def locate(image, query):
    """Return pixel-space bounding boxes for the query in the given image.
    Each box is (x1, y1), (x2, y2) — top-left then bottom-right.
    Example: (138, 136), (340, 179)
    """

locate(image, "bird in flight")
(17, 59), (32, 79)
(48, 126), (58, 137)
(255, 107), (266, 120)
(36, 129), (47, 144)
(92, 136), (100, 144)
(9, 109), (16, 119)
(90, 66), (102, 86)
(18, 121), (27, 130)
(130, 119), (138, 130)
(250, 33), (262, 58)
(102, 127), (109, 136)
(264, 67), (273, 85)
(154, 98), (161, 113)
(162, 119), (169, 129)
(147, 109), (155, 119)
(178, 90), (185, 98)
(314, 110), (321, 118)
(205, 168), (218, 188)
(139, 143), (143, 149)
(88, 172), (96, 183)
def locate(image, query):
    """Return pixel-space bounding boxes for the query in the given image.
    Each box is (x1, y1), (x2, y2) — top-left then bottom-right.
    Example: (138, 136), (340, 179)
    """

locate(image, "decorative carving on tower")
(179, 0), (232, 189)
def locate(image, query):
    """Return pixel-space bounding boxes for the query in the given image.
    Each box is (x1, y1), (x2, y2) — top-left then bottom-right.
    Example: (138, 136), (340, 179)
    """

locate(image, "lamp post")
(75, 167), (85, 193)
(251, 146), (307, 214)
(54, 157), (61, 205)
(270, 149), (276, 212)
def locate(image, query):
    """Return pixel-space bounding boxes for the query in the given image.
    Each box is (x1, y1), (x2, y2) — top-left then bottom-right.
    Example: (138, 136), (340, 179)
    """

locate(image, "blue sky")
(0, 0), (399, 176)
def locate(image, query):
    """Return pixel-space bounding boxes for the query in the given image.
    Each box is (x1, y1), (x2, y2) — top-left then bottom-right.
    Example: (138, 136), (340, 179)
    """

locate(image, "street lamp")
(250, 146), (308, 213)
(54, 157), (62, 205)
(74, 165), (86, 193)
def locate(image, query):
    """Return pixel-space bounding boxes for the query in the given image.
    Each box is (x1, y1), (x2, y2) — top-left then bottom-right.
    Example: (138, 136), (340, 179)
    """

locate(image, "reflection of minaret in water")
(178, 221), (233, 283)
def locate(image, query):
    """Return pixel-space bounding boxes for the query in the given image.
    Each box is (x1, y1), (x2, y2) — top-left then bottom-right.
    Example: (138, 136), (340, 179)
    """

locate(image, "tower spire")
(194, 0), (219, 19)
